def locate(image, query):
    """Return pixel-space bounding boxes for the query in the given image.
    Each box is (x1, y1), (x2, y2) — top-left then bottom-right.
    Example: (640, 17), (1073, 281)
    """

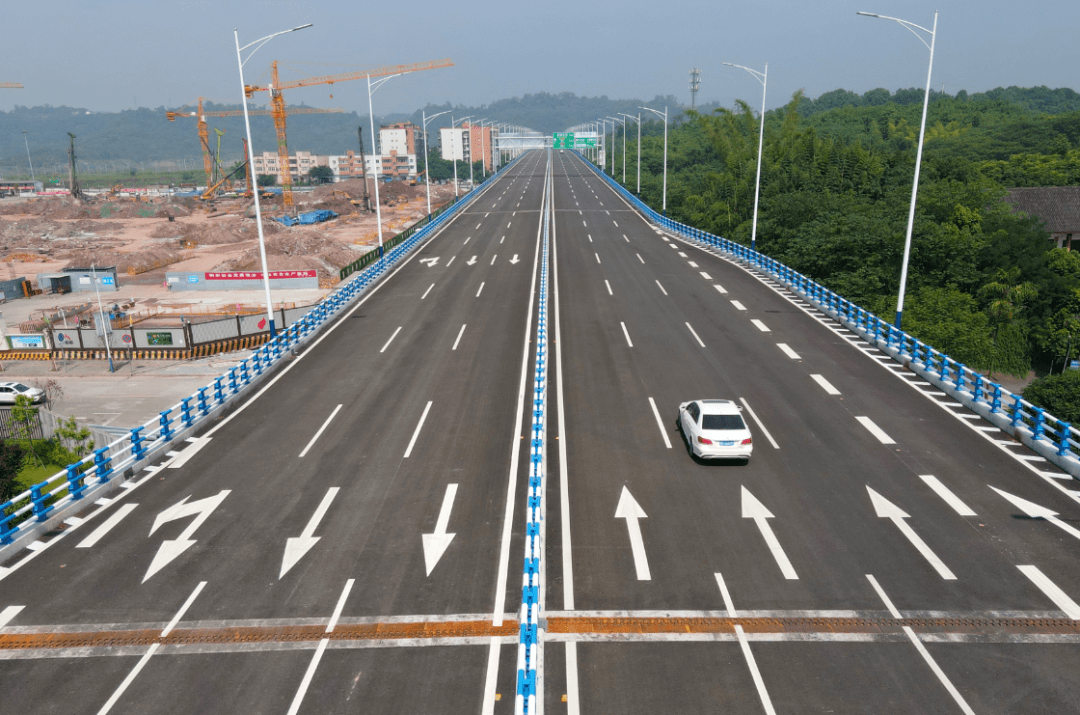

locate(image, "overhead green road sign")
(553, 132), (574, 149)
(574, 138), (596, 148)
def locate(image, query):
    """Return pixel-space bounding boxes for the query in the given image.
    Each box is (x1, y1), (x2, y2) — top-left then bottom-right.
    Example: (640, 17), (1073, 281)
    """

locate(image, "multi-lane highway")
(1, 148), (1079, 714)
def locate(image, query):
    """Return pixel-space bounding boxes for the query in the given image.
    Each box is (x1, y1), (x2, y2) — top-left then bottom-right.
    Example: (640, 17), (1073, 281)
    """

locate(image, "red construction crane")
(244, 58), (453, 208)
(166, 98), (344, 191)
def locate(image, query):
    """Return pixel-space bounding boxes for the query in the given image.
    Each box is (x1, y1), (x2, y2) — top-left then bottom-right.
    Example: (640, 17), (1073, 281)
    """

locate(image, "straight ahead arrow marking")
(509, 254), (520, 264)
(867, 486), (956, 579)
(741, 487), (798, 579)
(615, 486), (651, 580)
(422, 483), (458, 576)
(280, 488), (340, 579)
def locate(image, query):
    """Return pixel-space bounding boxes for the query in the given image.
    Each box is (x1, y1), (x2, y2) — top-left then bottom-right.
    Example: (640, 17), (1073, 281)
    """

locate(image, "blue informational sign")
(1070, 359), (1079, 370)
(10, 335), (45, 349)
(188, 275), (199, 283)
(101, 275), (114, 285)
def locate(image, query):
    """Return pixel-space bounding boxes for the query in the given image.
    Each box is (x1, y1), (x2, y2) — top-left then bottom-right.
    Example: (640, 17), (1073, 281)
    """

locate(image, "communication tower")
(689, 68), (701, 109)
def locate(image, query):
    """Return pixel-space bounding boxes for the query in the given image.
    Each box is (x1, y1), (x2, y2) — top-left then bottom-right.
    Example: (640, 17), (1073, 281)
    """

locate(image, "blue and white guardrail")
(516, 160), (550, 715)
(580, 153), (1080, 478)
(0, 156), (524, 548)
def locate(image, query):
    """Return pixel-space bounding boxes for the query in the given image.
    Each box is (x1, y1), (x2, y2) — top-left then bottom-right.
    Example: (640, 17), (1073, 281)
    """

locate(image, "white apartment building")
(250, 151), (328, 183)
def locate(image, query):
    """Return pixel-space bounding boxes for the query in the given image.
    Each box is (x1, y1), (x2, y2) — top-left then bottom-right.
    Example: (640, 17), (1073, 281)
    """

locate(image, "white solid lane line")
(605, 280), (613, 295)
(298, 404), (343, 458)
(777, 343), (801, 360)
(856, 416), (895, 444)
(655, 280), (667, 296)
(648, 397), (672, 449)
(716, 573), (780, 714)
(811, 374), (841, 396)
(731, 300), (747, 311)
(620, 322), (634, 348)
(636, 253), (644, 264)
(286, 580), (354, 715)
(404, 401), (433, 458)
(96, 644), (161, 715)
(867, 575), (976, 715)
(686, 322), (705, 347)
(1018, 565), (1080, 619)
(713, 284), (727, 294)
(476, 281), (485, 297)
(161, 581), (207, 637)
(919, 475), (977, 516)
(452, 324), (467, 351)
(380, 326), (403, 353)
(421, 283), (435, 299)
(739, 398), (779, 449)
(76, 503), (139, 548)
(326, 578), (355, 633)
(751, 319), (771, 332)
(0, 605), (25, 629)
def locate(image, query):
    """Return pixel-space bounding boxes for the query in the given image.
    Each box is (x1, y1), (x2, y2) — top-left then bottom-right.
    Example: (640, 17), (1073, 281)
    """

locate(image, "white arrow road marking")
(615, 486), (651, 580)
(467, 255), (478, 265)
(856, 416), (895, 444)
(1017, 565), (1080, 619)
(144, 491), (230, 583)
(299, 404), (343, 458)
(776, 343), (800, 360)
(0, 605), (24, 629)
(168, 437), (211, 469)
(509, 254), (520, 264)
(419, 257), (440, 267)
(991, 487), (1080, 541)
(867, 486), (956, 580)
(77, 503), (138, 548)
(811, 374), (841, 396)
(741, 487), (798, 579)
(280, 488), (340, 578)
(422, 483), (459, 576)
(919, 475), (976, 516)
(404, 401), (433, 458)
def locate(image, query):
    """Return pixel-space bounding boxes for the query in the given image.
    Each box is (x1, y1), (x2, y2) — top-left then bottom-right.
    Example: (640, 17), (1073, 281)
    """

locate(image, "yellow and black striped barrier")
(3, 333), (273, 363)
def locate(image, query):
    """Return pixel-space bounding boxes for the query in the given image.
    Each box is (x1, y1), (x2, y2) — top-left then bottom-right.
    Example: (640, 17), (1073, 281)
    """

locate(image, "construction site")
(0, 58), (460, 355)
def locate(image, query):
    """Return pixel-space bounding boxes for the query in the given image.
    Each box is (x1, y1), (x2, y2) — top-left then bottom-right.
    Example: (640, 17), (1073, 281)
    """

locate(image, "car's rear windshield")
(702, 414), (745, 430)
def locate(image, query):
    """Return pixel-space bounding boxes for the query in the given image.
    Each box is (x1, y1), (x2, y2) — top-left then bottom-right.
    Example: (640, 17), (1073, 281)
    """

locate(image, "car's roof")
(697, 399), (740, 414)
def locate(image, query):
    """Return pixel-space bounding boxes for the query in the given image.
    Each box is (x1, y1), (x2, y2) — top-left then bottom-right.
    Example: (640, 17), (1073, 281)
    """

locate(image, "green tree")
(308, 165), (333, 184)
(55, 416), (94, 458)
(979, 267), (1039, 378)
(0, 440), (27, 502)
(11, 395), (42, 467)
(1023, 370), (1080, 424)
(256, 173), (277, 187)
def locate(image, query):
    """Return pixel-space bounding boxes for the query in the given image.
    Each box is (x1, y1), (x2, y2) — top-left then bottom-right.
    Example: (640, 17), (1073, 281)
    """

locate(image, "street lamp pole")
(478, 118), (488, 181)
(607, 117), (625, 184)
(234, 22), (312, 338)
(368, 72), (402, 258)
(422, 109), (451, 216)
(22, 131), (34, 182)
(449, 115), (472, 198)
(859, 10), (938, 330)
(722, 61), (767, 252)
(639, 105), (668, 214)
(619, 112), (640, 193)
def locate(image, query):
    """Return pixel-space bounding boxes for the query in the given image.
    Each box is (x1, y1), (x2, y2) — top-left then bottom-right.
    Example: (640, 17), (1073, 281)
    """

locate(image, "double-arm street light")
(722, 61), (767, 253)
(639, 105), (668, 214)
(234, 22), (312, 338)
(368, 72), (402, 256)
(422, 109), (451, 215)
(858, 10), (938, 330)
(618, 112), (641, 194)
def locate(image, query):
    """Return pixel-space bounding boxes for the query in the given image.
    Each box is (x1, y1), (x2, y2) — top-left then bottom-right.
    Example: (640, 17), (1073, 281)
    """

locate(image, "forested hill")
(614, 84), (1080, 403)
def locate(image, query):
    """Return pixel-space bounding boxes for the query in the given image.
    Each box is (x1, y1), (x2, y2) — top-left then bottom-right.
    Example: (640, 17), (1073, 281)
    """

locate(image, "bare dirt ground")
(0, 180), (455, 324)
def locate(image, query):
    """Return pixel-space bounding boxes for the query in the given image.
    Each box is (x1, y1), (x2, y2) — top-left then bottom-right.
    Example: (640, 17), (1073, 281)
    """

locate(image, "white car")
(677, 399), (753, 462)
(0, 382), (45, 405)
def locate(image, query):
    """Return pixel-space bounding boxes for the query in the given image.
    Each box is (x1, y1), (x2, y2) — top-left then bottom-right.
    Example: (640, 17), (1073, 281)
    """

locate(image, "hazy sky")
(3, 0), (1077, 119)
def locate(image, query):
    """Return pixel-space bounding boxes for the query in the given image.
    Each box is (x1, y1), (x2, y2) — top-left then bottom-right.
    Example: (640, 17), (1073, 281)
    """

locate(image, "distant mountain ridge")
(0, 86), (1075, 171)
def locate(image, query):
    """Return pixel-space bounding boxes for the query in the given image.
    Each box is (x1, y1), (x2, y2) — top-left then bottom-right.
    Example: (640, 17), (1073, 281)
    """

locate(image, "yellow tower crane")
(244, 58), (453, 208)
(166, 98), (345, 190)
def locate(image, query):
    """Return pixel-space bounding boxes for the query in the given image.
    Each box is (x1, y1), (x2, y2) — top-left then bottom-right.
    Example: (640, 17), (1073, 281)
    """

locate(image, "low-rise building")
(250, 151), (329, 184)
(438, 123), (499, 171)
(1005, 187), (1080, 250)
(329, 150), (417, 182)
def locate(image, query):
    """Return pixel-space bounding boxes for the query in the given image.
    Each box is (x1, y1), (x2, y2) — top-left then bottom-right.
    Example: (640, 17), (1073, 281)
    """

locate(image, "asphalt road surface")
(1, 149), (1079, 715)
